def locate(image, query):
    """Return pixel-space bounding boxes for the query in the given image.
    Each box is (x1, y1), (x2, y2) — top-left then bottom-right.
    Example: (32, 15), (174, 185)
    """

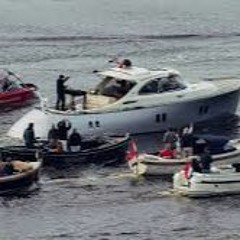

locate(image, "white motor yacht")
(7, 60), (240, 139)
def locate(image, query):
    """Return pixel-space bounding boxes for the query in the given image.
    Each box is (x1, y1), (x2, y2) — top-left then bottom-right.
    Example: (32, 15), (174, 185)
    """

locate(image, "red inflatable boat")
(0, 70), (38, 108)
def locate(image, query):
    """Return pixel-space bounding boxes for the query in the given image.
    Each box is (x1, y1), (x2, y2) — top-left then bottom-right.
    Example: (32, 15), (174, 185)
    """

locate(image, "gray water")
(1, 0), (240, 239)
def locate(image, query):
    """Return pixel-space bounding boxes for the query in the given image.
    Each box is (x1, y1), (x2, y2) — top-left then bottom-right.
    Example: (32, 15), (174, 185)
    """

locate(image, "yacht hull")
(8, 89), (240, 139)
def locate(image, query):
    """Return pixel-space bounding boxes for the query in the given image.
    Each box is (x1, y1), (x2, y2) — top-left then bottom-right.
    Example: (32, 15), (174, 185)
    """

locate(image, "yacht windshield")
(94, 76), (135, 98)
(0, 72), (23, 92)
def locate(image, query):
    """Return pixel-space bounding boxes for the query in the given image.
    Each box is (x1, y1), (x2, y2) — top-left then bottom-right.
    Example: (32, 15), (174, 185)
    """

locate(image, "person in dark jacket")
(191, 157), (202, 173)
(47, 124), (59, 150)
(47, 124), (58, 142)
(23, 123), (36, 148)
(199, 146), (213, 173)
(57, 119), (72, 151)
(56, 74), (70, 110)
(68, 128), (82, 152)
(1, 162), (15, 176)
(180, 124), (194, 158)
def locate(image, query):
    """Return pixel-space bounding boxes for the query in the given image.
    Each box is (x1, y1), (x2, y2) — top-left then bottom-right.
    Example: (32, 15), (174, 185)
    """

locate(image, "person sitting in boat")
(23, 123), (36, 148)
(67, 128), (82, 152)
(193, 138), (207, 155)
(115, 80), (130, 98)
(57, 119), (72, 151)
(49, 139), (63, 153)
(2, 77), (13, 92)
(159, 143), (175, 159)
(101, 78), (130, 99)
(191, 157), (202, 173)
(0, 162), (15, 176)
(199, 146), (213, 173)
(47, 124), (59, 144)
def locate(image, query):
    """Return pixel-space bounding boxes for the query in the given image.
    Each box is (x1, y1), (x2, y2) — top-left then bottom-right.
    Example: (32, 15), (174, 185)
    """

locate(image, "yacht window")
(139, 75), (186, 95)
(139, 79), (159, 94)
(161, 74), (186, 91)
(155, 113), (167, 123)
(98, 77), (134, 98)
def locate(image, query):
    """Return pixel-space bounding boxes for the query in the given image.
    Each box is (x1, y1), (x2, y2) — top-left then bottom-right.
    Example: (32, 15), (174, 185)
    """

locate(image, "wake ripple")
(3, 32), (240, 42)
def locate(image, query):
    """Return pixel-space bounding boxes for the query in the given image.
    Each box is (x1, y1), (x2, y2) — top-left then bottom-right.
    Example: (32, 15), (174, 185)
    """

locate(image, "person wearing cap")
(56, 74), (70, 110)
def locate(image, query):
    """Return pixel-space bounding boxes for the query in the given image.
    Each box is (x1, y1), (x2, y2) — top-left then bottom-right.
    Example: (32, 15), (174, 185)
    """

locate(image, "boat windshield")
(0, 72), (23, 92)
(92, 76), (135, 99)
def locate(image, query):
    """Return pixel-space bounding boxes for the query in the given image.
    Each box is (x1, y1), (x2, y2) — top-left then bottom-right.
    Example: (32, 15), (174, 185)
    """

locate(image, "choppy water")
(1, 0), (240, 239)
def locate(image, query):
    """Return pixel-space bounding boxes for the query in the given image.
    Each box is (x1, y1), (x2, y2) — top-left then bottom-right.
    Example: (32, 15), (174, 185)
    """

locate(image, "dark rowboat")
(0, 134), (130, 167)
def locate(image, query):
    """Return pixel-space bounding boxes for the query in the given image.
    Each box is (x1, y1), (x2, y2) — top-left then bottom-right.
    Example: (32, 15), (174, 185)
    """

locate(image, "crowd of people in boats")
(24, 117), (213, 175)
(23, 120), (82, 153)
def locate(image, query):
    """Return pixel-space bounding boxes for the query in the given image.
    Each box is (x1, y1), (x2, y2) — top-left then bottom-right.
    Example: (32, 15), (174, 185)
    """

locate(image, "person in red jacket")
(159, 143), (175, 159)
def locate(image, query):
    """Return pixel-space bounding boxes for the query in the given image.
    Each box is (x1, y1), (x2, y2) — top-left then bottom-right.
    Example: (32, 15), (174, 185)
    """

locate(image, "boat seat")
(84, 94), (117, 109)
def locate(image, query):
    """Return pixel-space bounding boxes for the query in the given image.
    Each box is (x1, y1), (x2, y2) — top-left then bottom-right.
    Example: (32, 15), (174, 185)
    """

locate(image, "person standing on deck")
(56, 74), (70, 110)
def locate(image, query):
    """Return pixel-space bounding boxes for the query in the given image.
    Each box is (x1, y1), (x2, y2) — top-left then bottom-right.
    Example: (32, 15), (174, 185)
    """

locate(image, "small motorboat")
(173, 163), (240, 198)
(0, 134), (130, 167)
(128, 135), (240, 176)
(0, 70), (38, 109)
(0, 159), (42, 195)
(7, 59), (240, 139)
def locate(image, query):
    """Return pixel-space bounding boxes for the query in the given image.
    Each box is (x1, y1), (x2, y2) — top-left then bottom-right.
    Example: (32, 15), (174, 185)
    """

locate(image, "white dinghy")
(128, 135), (240, 176)
(173, 163), (240, 198)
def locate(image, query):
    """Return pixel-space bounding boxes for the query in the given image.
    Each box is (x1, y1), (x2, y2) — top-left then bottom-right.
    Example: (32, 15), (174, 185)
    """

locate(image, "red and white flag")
(126, 139), (138, 162)
(183, 161), (192, 179)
